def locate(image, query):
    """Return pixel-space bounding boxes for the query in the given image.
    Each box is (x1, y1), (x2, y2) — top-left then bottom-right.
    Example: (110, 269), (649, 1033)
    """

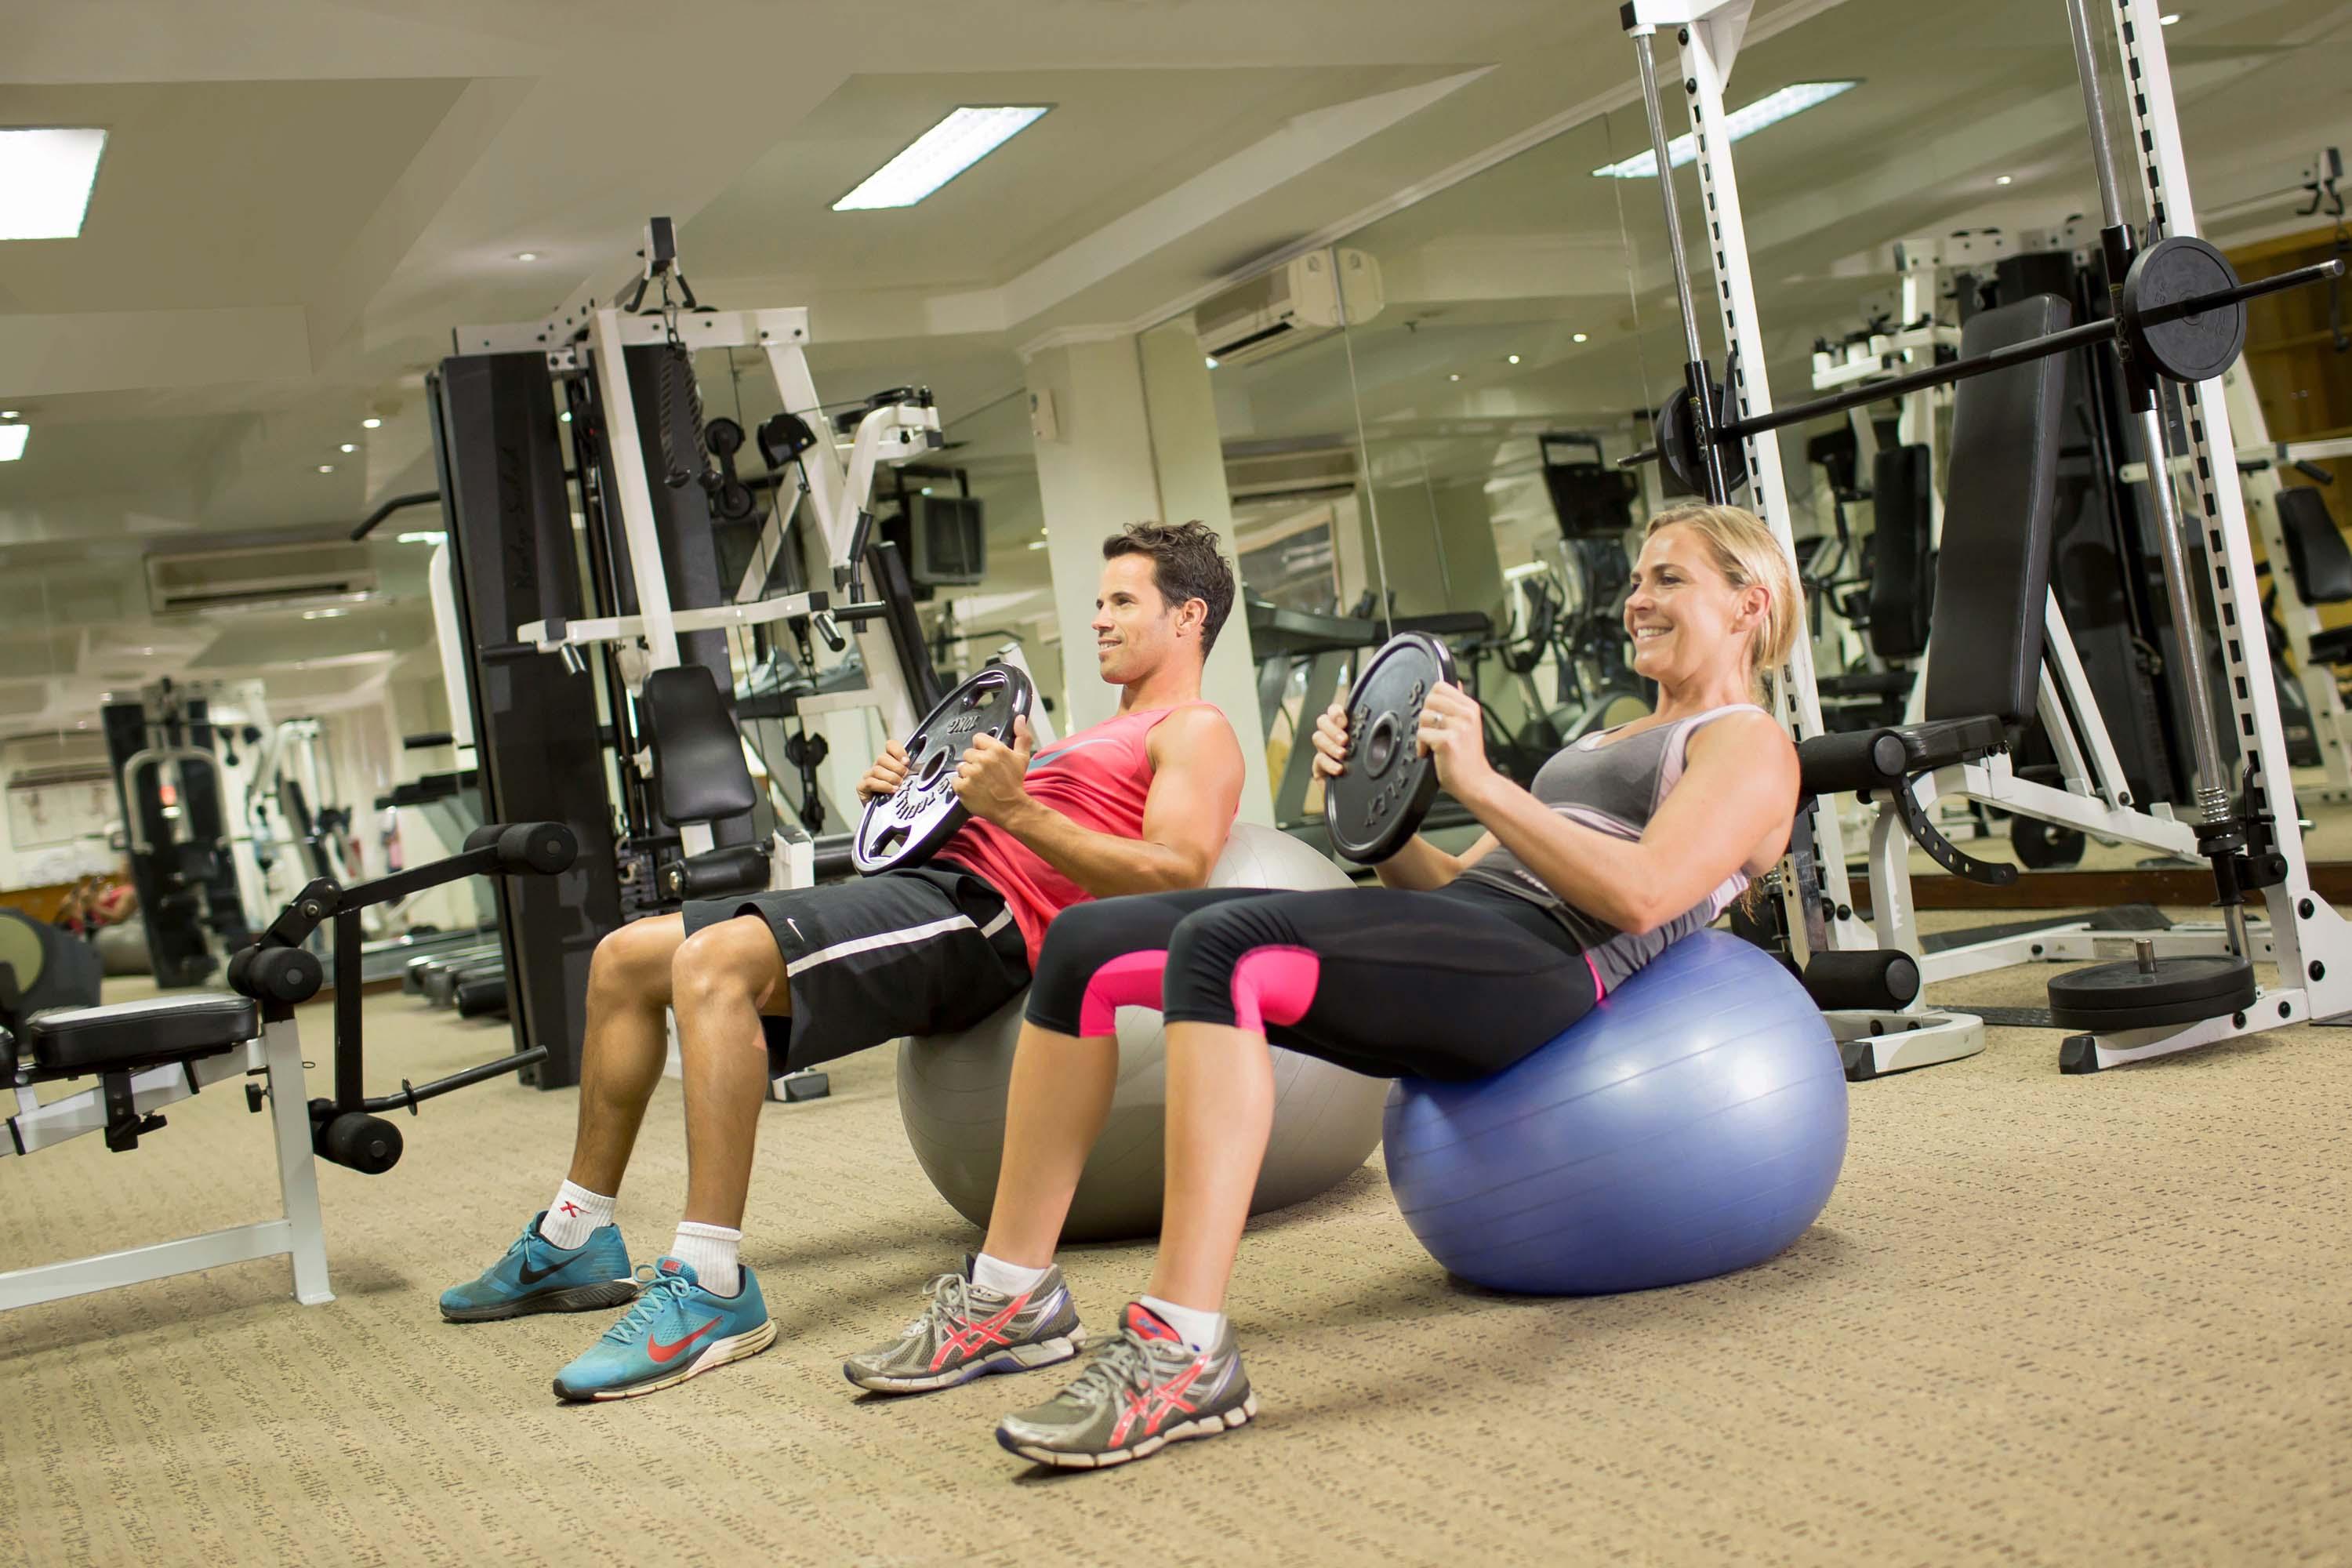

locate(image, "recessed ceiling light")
(1997, 174), (2014, 186)
(1593, 82), (1859, 178)
(1507, 354), (1522, 365)
(514, 251), (539, 262)
(833, 106), (1051, 210)
(1450, 373), (1462, 382)
(339, 442), (358, 453)
(1205, 356), (1219, 369)
(318, 464), (335, 474)
(1573, 332), (1590, 343)
(361, 417), (382, 429)
(0, 426), (25, 462)
(0, 128), (109, 240)
(2160, 12), (2181, 24)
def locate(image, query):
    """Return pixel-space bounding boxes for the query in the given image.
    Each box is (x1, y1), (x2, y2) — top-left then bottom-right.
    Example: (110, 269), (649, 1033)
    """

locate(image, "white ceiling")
(3, 0), (2347, 736)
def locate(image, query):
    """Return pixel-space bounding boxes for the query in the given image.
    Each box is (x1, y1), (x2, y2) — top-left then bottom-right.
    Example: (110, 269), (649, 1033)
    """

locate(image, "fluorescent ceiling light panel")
(0, 129), (108, 239)
(1593, 82), (1857, 178)
(833, 107), (1049, 210)
(0, 425), (26, 461)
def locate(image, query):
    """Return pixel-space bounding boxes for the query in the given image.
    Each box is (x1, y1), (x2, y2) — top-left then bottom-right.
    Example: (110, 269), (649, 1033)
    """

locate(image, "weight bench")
(642, 665), (771, 902)
(2, 822), (576, 1312)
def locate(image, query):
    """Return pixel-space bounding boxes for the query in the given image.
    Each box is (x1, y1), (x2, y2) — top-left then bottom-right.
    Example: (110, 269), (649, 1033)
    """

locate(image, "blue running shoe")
(440, 1213), (637, 1323)
(551, 1258), (776, 1403)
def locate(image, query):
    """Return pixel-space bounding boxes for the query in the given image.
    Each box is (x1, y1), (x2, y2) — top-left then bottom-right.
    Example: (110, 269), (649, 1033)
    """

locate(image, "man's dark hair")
(1102, 520), (1236, 656)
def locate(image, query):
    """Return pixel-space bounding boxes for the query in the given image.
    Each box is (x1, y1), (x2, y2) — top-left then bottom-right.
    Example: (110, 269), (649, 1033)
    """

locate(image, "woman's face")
(1623, 525), (1765, 691)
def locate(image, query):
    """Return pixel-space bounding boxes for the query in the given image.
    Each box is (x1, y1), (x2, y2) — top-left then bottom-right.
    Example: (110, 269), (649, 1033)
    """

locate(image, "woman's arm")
(1430, 688), (1796, 935)
(1305, 697), (1499, 888)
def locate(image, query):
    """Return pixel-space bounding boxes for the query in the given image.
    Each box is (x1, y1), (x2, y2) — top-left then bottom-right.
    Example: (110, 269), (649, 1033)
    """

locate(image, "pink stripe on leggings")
(1080, 950), (1167, 1036)
(1229, 946), (1321, 1034)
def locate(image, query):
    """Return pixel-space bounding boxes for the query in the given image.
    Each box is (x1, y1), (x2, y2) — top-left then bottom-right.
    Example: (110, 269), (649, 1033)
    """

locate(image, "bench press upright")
(1618, 0), (2352, 1073)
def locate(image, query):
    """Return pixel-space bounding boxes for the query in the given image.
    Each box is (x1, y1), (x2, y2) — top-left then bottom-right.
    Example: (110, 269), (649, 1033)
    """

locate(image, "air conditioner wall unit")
(1196, 249), (1384, 369)
(146, 541), (379, 616)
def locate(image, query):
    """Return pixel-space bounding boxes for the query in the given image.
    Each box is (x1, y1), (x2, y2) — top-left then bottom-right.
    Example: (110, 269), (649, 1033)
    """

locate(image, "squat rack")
(1617, 0), (2352, 1071)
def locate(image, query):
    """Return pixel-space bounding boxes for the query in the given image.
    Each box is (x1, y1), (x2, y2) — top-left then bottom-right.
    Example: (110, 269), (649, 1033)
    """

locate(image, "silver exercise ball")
(896, 822), (1389, 1243)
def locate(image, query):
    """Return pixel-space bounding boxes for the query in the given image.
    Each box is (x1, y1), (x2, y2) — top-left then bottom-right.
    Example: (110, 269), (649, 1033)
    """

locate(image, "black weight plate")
(2120, 234), (2247, 385)
(853, 664), (1033, 874)
(1653, 383), (1748, 500)
(1325, 633), (1457, 865)
(2046, 953), (2258, 1032)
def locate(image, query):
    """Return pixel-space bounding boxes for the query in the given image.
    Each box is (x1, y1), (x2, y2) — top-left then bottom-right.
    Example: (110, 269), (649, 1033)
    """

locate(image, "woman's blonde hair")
(1642, 502), (1803, 700)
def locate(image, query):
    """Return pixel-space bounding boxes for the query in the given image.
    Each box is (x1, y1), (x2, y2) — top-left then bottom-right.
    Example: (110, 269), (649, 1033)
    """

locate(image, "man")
(438, 521), (1248, 1403)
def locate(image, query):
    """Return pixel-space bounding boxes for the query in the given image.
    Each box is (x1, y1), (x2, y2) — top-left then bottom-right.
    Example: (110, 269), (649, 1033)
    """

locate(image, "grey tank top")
(1450, 703), (1766, 993)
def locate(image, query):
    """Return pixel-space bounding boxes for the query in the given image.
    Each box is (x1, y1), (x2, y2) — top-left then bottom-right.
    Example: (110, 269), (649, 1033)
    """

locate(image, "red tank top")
(935, 702), (1203, 966)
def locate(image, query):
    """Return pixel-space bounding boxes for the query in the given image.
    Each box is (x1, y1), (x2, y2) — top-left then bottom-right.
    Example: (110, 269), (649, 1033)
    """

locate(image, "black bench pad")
(1798, 715), (2007, 797)
(25, 993), (258, 1074)
(674, 845), (771, 900)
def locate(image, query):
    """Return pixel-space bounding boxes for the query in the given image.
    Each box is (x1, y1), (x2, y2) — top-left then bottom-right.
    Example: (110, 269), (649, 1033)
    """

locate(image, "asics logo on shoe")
(648, 1317), (723, 1364)
(1109, 1359), (1207, 1445)
(930, 1293), (1029, 1371)
(517, 1258), (572, 1287)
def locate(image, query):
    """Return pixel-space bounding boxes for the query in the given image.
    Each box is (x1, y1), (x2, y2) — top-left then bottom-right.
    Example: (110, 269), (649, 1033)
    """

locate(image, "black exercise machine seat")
(24, 994), (257, 1075)
(641, 665), (770, 901)
(1868, 444), (1935, 662)
(2271, 486), (2352, 666)
(1795, 293), (2074, 876)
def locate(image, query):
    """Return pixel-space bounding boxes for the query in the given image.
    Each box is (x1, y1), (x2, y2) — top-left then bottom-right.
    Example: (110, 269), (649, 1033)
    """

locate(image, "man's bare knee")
(590, 915), (684, 1010)
(673, 916), (786, 1018)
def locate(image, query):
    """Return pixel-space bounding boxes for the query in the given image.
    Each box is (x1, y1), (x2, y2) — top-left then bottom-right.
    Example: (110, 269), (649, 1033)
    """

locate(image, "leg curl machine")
(1, 822), (576, 1310)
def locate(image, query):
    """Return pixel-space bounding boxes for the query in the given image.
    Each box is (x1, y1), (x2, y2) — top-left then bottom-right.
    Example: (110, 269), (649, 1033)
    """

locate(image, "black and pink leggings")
(1022, 886), (1602, 1082)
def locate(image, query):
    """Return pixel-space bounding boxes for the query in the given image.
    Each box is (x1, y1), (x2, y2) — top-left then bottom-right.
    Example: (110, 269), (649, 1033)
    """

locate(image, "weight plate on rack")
(1653, 382), (1749, 499)
(2046, 951), (2257, 1032)
(2120, 234), (2248, 386)
(852, 664), (1033, 874)
(1324, 633), (1457, 865)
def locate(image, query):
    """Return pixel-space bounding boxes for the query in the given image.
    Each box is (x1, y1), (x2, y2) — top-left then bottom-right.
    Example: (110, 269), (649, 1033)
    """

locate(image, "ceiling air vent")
(145, 541), (378, 616)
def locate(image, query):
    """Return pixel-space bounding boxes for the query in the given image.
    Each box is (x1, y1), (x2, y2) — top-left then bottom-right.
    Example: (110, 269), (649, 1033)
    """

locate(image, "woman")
(842, 502), (1804, 1468)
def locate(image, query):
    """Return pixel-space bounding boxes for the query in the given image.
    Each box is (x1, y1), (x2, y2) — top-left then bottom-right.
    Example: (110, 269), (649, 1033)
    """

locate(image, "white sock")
(670, 1221), (742, 1297)
(971, 1252), (1051, 1298)
(537, 1181), (615, 1250)
(1138, 1294), (1225, 1353)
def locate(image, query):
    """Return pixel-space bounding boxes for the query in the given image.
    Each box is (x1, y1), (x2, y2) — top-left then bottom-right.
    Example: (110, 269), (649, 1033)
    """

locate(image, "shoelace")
(900, 1271), (978, 1339)
(602, 1265), (693, 1345)
(1058, 1330), (1161, 1409)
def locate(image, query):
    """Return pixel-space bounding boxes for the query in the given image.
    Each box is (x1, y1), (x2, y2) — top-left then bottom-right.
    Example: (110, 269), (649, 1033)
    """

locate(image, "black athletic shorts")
(681, 862), (1029, 1075)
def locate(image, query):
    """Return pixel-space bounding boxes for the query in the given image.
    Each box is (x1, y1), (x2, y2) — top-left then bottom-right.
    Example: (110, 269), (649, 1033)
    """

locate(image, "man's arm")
(961, 706), (1246, 897)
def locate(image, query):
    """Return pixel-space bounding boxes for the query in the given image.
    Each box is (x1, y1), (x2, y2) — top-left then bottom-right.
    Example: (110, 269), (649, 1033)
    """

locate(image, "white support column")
(1676, 6), (1869, 946)
(589, 308), (683, 672)
(1024, 332), (1273, 822)
(262, 1018), (334, 1305)
(2109, 0), (2352, 1025)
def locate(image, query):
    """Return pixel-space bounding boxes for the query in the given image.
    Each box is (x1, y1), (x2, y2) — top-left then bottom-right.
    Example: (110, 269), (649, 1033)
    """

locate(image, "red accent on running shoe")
(1109, 1356), (1207, 1445)
(1124, 1304), (1182, 1344)
(646, 1316), (722, 1364)
(931, 1291), (1032, 1371)
(559, 1201), (583, 1218)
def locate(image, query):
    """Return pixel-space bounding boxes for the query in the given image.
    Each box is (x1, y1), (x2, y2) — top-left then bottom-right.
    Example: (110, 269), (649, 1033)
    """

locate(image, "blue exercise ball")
(1382, 931), (1846, 1295)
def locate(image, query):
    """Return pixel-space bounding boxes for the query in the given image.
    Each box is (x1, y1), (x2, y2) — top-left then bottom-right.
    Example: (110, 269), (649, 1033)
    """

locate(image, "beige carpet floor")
(5, 916), (2350, 1568)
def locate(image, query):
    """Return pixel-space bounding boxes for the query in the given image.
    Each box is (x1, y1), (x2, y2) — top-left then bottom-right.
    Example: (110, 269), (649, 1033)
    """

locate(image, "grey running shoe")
(842, 1258), (1087, 1394)
(994, 1302), (1255, 1468)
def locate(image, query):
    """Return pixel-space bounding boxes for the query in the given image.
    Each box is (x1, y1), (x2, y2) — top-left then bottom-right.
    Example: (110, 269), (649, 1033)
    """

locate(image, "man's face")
(1091, 553), (1178, 683)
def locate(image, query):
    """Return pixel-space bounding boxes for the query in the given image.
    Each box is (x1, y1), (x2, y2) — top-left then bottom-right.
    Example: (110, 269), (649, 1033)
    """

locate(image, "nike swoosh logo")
(648, 1316), (724, 1365)
(517, 1259), (571, 1287)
